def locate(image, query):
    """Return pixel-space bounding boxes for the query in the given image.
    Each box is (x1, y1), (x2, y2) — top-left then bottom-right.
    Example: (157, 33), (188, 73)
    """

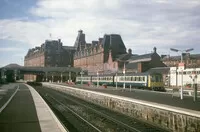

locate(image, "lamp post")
(170, 48), (194, 100)
(123, 62), (126, 90)
(51, 74), (54, 83)
(97, 71), (99, 88)
(68, 65), (71, 83)
(45, 72), (48, 82)
(60, 72), (63, 83)
(116, 72), (118, 89)
(190, 70), (198, 102)
(80, 69), (84, 85)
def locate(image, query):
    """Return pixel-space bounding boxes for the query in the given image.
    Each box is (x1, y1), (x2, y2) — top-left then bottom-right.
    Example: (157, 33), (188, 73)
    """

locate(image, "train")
(76, 72), (165, 91)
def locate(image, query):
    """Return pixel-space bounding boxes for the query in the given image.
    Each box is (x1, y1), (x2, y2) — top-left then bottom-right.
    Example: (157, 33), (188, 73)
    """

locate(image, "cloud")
(0, 47), (23, 52)
(0, 0), (200, 57)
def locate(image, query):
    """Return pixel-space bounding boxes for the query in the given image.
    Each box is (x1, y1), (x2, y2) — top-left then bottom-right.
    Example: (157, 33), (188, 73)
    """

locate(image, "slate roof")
(147, 67), (170, 74)
(3, 63), (22, 68)
(126, 63), (138, 69)
(102, 34), (127, 62)
(116, 53), (138, 61)
(63, 46), (76, 50)
(129, 53), (153, 61)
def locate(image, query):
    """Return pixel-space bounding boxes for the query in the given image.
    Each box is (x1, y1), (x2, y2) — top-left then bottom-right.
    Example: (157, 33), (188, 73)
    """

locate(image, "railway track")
(34, 86), (168, 132)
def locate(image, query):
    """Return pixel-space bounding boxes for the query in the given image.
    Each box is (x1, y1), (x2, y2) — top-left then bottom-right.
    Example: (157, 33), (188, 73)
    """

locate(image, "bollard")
(130, 85), (131, 91)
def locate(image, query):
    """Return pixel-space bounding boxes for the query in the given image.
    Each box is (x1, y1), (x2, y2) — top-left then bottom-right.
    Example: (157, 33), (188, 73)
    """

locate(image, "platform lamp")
(68, 65), (71, 83)
(97, 70), (99, 88)
(170, 48), (194, 100)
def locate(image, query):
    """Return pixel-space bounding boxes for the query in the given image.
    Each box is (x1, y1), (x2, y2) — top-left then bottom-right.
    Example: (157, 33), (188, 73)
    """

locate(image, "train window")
(153, 75), (162, 82)
(142, 77), (145, 81)
(151, 76), (155, 82)
(183, 72), (186, 75)
(131, 77), (133, 81)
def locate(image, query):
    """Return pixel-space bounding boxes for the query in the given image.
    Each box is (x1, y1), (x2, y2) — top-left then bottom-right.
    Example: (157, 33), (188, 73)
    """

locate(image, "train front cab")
(148, 73), (165, 91)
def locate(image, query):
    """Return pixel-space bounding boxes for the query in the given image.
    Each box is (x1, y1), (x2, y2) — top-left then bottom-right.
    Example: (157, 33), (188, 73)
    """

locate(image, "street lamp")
(190, 71), (198, 101)
(123, 62), (126, 90)
(116, 72), (118, 89)
(97, 71), (99, 88)
(80, 69), (84, 85)
(116, 59), (127, 90)
(68, 65), (71, 83)
(45, 72), (48, 82)
(51, 74), (54, 83)
(60, 72), (63, 83)
(170, 48), (194, 100)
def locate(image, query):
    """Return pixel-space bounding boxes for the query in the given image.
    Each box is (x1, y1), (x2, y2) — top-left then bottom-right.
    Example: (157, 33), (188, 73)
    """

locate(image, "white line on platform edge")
(0, 85), (19, 113)
(26, 84), (68, 132)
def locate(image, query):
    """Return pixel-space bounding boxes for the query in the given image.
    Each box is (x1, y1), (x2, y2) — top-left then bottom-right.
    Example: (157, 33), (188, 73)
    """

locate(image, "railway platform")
(0, 83), (66, 132)
(56, 82), (200, 111)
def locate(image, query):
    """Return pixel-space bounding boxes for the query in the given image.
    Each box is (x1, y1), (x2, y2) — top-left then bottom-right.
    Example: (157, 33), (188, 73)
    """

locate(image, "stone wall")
(42, 83), (200, 132)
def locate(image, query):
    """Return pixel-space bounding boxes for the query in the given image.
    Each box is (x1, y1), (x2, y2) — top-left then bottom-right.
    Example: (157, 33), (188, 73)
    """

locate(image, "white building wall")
(169, 67), (200, 87)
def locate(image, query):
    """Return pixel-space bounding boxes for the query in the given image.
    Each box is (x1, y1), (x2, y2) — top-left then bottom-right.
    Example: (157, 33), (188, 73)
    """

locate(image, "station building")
(73, 30), (166, 75)
(73, 30), (135, 75)
(24, 39), (76, 81)
(125, 47), (167, 73)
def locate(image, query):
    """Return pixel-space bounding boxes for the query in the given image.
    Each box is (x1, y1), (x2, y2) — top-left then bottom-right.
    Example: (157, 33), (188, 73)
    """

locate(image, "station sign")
(178, 63), (185, 71)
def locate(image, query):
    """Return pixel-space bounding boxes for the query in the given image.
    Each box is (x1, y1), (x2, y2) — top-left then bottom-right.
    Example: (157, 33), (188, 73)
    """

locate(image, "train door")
(112, 75), (115, 86)
(90, 76), (92, 83)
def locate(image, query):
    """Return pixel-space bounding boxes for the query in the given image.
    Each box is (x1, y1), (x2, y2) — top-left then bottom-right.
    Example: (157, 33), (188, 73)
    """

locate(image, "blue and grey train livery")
(76, 72), (164, 91)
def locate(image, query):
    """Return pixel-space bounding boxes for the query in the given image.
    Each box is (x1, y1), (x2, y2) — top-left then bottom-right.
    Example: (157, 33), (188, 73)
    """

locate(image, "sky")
(0, 0), (200, 67)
